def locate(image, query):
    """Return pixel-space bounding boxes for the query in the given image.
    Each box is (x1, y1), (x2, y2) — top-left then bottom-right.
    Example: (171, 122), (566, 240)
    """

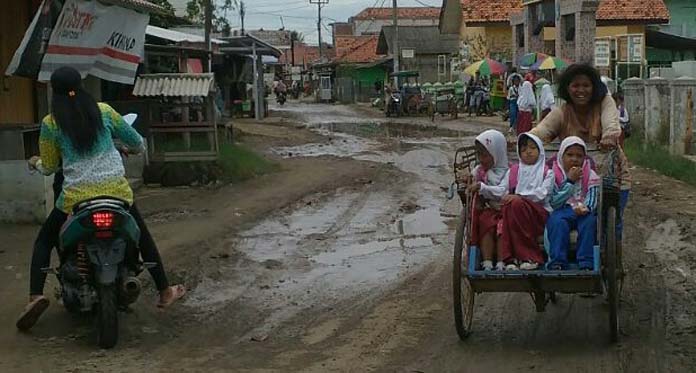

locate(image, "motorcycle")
(42, 114), (149, 349)
(276, 91), (287, 106)
(385, 92), (402, 117)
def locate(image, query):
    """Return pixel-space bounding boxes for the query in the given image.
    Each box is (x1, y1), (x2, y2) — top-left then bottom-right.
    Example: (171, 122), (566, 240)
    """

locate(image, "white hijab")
(517, 81), (536, 110)
(540, 84), (555, 111)
(556, 136), (586, 181)
(475, 129), (509, 185)
(515, 133), (546, 196)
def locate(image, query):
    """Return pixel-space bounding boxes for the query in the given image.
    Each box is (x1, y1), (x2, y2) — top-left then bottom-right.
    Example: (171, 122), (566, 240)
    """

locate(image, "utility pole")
(309, 0), (329, 62)
(204, 0), (212, 72)
(240, 1), (246, 35)
(392, 0), (399, 86)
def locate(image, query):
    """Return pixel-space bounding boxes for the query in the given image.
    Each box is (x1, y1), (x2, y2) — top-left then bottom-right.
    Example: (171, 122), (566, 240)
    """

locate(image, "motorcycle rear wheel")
(96, 284), (119, 349)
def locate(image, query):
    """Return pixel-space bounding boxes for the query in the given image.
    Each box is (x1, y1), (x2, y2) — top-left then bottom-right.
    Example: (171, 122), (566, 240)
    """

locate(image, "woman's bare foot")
(157, 284), (186, 308)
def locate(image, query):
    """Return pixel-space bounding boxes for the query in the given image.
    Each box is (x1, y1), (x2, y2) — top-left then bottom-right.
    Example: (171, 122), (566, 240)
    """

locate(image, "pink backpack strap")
(509, 163), (519, 191)
(581, 160), (592, 195)
(553, 161), (564, 187)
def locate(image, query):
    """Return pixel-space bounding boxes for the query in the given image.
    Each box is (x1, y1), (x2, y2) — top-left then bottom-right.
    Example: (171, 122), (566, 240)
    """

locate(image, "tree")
(290, 31), (305, 43)
(185, 0), (235, 34)
(148, 0), (176, 28)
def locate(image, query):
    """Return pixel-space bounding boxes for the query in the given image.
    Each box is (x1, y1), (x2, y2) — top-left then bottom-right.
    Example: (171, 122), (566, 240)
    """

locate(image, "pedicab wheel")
(453, 207), (475, 340)
(606, 206), (619, 343)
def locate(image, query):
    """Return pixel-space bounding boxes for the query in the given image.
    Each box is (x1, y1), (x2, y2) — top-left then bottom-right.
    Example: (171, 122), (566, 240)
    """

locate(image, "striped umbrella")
(531, 56), (571, 71)
(518, 52), (548, 68)
(464, 58), (507, 77)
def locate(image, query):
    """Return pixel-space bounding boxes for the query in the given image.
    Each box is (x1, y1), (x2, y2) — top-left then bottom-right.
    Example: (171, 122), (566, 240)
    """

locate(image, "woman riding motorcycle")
(16, 67), (185, 331)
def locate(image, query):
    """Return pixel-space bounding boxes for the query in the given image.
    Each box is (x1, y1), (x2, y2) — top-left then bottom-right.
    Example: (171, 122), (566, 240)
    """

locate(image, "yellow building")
(439, 0), (669, 72)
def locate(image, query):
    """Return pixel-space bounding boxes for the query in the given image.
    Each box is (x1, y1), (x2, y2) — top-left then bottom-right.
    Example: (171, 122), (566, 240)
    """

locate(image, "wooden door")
(0, 2), (36, 125)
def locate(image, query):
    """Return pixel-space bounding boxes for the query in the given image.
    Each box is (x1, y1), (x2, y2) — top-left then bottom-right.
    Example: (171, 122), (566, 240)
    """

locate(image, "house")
(377, 26), (459, 83)
(646, 0), (696, 66)
(439, 0), (522, 64)
(333, 35), (390, 102)
(439, 0), (670, 72)
(278, 43), (322, 70)
(351, 7), (440, 36)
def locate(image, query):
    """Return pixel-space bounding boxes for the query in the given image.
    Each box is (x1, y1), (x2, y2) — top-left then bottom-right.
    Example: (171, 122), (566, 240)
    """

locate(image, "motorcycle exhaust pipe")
(122, 277), (142, 304)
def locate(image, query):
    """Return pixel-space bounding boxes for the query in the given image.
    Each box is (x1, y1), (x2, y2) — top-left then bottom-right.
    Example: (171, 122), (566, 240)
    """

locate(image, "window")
(517, 24), (525, 48)
(563, 15), (575, 42)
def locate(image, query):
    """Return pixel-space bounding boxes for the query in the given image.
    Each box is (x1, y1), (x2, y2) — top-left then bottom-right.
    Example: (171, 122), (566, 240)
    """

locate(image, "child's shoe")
(520, 261), (539, 270)
(505, 263), (519, 271)
(495, 261), (505, 271)
(481, 260), (494, 271)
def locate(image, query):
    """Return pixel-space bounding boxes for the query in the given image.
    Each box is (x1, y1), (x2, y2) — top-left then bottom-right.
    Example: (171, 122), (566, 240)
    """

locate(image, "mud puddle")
(185, 185), (452, 339)
(187, 116), (466, 339)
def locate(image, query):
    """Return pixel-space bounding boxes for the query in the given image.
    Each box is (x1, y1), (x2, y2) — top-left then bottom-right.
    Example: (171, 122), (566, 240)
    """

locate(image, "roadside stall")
(132, 73), (219, 162)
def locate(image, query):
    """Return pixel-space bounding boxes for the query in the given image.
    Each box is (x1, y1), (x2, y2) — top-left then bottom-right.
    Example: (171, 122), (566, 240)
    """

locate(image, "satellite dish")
(123, 113), (138, 126)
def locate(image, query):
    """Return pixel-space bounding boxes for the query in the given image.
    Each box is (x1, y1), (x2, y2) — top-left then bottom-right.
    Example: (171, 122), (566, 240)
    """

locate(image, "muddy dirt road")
(1, 102), (695, 372)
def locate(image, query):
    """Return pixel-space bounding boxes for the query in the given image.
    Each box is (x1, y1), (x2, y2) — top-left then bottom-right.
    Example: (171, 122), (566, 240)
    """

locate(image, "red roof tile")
(334, 36), (383, 64)
(461, 0), (669, 24)
(353, 7), (440, 20)
(596, 0), (669, 23)
(278, 43), (322, 66)
(461, 0), (522, 24)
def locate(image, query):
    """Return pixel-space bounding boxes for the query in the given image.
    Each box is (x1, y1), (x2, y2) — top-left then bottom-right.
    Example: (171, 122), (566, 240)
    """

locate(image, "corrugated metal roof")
(132, 73), (216, 97)
(146, 26), (225, 44)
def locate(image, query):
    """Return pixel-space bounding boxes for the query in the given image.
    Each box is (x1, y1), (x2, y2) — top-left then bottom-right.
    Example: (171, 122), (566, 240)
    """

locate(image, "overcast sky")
(168, 0), (441, 44)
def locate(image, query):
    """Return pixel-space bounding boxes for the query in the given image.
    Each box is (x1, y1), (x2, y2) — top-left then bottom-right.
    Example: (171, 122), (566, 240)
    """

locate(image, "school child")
(499, 133), (554, 270)
(469, 130), (509, 271)
(546, 137), (600, 270)
(516, 81), (536, 134)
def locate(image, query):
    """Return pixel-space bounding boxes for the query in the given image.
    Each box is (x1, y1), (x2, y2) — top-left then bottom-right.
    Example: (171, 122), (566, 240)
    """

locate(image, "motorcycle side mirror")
(123, 113), (138, 126)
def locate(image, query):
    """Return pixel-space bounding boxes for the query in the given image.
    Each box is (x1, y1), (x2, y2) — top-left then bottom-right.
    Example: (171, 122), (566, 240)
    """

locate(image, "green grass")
(624, 138), (696, 186)
(217, 142), (279, 182)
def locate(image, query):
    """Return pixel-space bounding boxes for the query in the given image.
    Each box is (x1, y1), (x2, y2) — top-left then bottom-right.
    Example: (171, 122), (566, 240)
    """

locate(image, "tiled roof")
(461, 0), (522, 24)
(132, 73), (215, 97)
(278, 43), (322, 66)
(334, 36), (382, 64)
(461, 0), (669, 24)
(353, 7), (440, 20)
(596, 0), (669, 23)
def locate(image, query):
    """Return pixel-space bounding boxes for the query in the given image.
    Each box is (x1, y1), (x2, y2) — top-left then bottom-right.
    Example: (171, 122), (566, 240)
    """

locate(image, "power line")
(246, 5), (311, 15)
(413, 0), (437, 7)
(246, 1), (308, 10)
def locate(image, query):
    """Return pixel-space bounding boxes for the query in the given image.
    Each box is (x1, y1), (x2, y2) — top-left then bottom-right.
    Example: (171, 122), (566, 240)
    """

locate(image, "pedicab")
(430, 85), (458, 122)
(448, 145), (624, 342)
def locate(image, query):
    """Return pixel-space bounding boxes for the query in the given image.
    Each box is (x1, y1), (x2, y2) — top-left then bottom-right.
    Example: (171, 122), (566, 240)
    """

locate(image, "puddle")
(187, 188), (450, 315)
(271, 129), (380, 159)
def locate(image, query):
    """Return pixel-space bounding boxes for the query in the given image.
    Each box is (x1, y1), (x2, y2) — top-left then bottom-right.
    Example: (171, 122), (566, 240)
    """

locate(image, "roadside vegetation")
(624, 137), (696, 186)
(217, 142), (278, 183)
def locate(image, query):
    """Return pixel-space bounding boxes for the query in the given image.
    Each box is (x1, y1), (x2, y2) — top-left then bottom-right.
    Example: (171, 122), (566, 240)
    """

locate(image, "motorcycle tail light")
(92, 212), (114, 229)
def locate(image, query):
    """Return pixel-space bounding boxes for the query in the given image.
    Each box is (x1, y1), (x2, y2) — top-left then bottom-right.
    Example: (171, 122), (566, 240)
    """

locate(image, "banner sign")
(5, 0), (65, 78)
(38, 0), (149, 84)
(628, 35), (643, 64)
(594, 39), (611, 67)
(617, 34), (644, 64)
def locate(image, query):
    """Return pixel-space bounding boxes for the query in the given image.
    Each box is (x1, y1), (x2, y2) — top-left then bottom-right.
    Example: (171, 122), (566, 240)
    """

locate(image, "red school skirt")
(516, 110), (533, 134)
